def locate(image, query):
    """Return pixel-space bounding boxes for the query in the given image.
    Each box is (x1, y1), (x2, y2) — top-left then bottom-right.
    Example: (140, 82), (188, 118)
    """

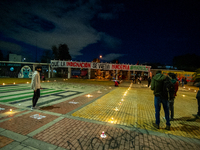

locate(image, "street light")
(100, 55), (102, 59)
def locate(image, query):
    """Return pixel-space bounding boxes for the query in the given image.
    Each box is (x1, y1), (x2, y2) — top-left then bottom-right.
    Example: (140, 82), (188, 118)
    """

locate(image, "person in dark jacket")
(148, 77), (151, 87)
(168, 73), (179, 121)
(151, 70), (170, 130)
(193, 83), (200, 118)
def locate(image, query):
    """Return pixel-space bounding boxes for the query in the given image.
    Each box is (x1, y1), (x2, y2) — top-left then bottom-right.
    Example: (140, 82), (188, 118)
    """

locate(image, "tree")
(0, 50), (3, 61)
(192, 68), (200, 84)
(52, 44), (71, 60)
(41, 50), (52, 63)
(111, 59), (120, 64)
(173, 54), (200, 71)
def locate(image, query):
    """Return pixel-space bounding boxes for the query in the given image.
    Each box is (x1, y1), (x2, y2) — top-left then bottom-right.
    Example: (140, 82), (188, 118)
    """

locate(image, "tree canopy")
(173, 54), (200, 71)
(52, 44), (71, 60)
(0, 50), (3, 61)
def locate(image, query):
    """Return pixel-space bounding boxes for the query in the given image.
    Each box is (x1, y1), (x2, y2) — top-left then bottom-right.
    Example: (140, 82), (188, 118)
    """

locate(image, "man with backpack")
(168, 73), (179, 121)
(151, 70), (170, 130)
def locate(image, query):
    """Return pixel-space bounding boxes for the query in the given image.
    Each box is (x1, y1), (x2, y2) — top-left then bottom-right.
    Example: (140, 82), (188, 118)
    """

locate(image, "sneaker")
(165, 125), (170, 130)
(31, 107), (35, 111)
(152, 123), (159, 129)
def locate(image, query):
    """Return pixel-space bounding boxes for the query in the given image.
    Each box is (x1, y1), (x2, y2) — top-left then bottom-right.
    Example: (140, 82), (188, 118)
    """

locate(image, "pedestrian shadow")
(40, 106), (60, 110)
(170, 122), (200, 132)
(173, 116), (200, 122)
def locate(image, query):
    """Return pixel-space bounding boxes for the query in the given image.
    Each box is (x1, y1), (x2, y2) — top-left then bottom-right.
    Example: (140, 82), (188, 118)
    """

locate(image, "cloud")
(98, 13), (116, 20)
(102, 53), (125, 62)
(0, 41), (22, 53)
(99, 33), (122, 49)
(0, 0), (119, 58)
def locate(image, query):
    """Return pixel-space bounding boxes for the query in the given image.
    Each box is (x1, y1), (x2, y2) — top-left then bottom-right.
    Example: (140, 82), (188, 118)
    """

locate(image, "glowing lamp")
(182, 95), (185, 97)
(188, 88), (190, 90)
(3, 83), (5, 85)
(121, 99), (124, 101)
(13, 82), (15, 84)
(27, 82), (29, 84)
(54, 80), (56, 82)
(111, 118), (114, 123)
(114, 107), (119, 111)
(10, 109), (12, 112)
(194, 90), (196, 92)
(86, 94), (93, 98)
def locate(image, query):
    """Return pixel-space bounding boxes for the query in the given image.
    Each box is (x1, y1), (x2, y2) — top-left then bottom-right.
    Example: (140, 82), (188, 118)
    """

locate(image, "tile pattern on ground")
(33, 118), (200, 150)
(0, 111), (58, 135)
(40, 88), (112, 114)
(0, 135), (14, 148)
(72, 83), (200, 139)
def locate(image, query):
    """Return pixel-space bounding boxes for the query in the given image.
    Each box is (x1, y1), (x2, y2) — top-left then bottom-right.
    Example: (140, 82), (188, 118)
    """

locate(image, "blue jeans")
(154, 96), (170, 126)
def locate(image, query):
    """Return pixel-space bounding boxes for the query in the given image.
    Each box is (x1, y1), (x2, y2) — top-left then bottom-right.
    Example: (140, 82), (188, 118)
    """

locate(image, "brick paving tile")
(0, 104), (18, 114)
(32, 118), (200, 150)
(0, 135), (14, 148)
(40, 89), (111, 114)
(0, 111), (58, 135)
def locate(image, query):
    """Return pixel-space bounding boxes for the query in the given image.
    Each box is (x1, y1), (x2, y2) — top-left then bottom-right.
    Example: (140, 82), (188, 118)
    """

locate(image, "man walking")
(151, 70), (170, 130)
(31, 66), (42, 110)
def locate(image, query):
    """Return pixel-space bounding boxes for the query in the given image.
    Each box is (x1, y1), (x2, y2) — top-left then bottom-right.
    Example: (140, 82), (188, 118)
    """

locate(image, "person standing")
(168, 73), (179, 121)
(31, 66), (42, 110)
(151, 70), (170, 130)
(193, 83), (200, 118)
(148, 76), (151, 87)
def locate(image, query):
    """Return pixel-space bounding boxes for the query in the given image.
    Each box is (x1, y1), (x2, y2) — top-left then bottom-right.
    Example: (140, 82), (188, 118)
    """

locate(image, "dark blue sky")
(0, 0), (200, 65)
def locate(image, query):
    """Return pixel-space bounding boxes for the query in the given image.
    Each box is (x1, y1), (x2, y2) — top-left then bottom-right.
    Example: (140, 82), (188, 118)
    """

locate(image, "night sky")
(0, 0), (200, 65)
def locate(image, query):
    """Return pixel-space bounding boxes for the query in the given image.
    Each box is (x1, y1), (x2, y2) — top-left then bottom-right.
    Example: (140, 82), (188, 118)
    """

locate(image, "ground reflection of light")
(54, 80), (56, 82)
(188, 88), (190, 90)
(121, 99), (124, 101)
(194, 90), (196, 92)
(47, 80), (49, 82)
(182, 95), (185, 97)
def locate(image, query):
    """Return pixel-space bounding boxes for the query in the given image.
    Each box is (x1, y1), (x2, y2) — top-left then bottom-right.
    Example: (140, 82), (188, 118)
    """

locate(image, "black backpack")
(162, 76), (175, 100)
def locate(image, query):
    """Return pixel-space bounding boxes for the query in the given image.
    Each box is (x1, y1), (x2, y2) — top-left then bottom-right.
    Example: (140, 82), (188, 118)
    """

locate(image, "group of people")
(30, 66), (200, 129)
(151, 70), (200, 130)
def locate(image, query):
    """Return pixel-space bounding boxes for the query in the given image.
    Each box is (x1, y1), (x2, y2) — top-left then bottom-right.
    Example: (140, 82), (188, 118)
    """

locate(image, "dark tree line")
(173, 54), (200, 71)
(41, 44), (71, 63)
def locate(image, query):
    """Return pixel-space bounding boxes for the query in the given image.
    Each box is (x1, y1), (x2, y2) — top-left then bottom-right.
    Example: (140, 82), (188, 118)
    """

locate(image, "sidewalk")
(0, 81), (200, 150)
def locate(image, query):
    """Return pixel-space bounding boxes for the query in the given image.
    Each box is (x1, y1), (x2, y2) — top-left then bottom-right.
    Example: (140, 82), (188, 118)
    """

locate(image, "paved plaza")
(0, 80), (200, 150)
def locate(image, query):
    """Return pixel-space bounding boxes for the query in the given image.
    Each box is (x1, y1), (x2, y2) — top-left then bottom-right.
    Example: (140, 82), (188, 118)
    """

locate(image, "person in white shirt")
(31, 66), (42, 110)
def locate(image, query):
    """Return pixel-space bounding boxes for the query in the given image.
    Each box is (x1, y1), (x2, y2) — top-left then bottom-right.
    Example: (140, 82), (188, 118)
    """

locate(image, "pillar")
(88, 68), (91, 79)
(68, 67), (71, 79)
(127, 70), (130, 80)
(116, 70), (118, 80)
(48, 65), (50, 78)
